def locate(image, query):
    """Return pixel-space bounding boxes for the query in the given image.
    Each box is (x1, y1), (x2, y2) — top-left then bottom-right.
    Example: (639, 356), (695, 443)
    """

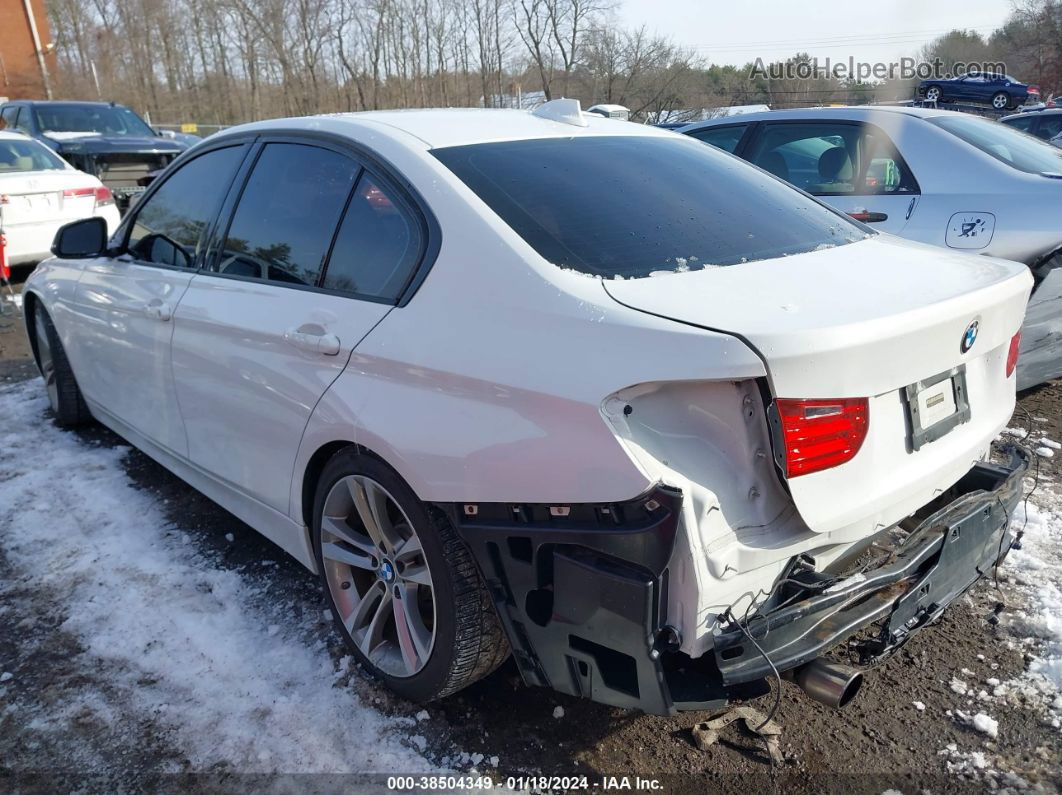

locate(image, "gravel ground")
(1, 280), (1059, 793)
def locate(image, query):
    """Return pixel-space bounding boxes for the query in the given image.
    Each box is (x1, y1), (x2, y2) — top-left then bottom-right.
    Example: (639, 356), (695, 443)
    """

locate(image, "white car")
(679, 107), (1062, 389)
(0, 131), (120, 267)
(23, 102), (1032, 715)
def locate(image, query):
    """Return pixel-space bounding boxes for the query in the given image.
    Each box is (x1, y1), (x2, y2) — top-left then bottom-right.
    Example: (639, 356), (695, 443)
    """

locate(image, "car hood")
(602, 235), (1032, 398)
(44, 134), (185, 155)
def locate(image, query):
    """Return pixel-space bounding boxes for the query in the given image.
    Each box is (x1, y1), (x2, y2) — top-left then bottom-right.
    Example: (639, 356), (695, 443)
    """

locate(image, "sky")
(616, 0), (1014, 68)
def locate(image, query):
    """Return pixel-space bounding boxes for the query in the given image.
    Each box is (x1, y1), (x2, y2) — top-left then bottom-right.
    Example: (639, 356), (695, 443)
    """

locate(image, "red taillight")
(1006, 331), (1021, 378)
(775, 398), (870, 478)
(1029, 85), (1041, 95)
(63, 186), (113, 208)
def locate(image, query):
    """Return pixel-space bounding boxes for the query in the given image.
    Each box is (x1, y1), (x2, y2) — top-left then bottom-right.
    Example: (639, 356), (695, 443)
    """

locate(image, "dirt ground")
(1, 272), (1059, 793)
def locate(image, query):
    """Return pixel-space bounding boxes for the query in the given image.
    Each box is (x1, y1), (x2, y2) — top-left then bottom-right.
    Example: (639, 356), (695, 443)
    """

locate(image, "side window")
(0, 107), (16, 131)
(748, 123), (861, 192)
(127, 146), (245, 268)
(322, 174), (424, 302)
(687, 124), (748, 153)
(748, 122), (917, 196)
(860, 131), (919, 195)
(12, 108), (31, 133)
(1004, 115), (1036, 135)
(1037, 115), (1062, 141)
(216, 143), (358, 286)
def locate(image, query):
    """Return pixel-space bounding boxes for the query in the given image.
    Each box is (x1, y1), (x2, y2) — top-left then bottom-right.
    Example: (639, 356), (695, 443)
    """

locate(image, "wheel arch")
(22, 289), (43, 370)
(298, 438), (402, 531)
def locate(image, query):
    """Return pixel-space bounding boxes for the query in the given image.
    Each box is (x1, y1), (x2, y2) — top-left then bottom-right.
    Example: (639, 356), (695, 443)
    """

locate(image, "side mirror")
(52, 217), (108, 259)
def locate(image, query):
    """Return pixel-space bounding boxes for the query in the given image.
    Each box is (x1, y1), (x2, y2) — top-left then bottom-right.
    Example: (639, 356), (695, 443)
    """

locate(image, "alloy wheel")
(34, 312), (59, 411)
(320, 475), (436, 677)
(925, 87), (940, 102)
(993, 93), (1008, 109)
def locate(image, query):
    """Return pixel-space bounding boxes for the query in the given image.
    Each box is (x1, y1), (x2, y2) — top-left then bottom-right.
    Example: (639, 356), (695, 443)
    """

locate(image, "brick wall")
(0, 0), (58, 101)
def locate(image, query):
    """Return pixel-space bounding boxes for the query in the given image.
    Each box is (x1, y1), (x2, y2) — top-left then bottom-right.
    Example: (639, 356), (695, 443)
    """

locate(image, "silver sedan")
(679, 106), (1062, 389)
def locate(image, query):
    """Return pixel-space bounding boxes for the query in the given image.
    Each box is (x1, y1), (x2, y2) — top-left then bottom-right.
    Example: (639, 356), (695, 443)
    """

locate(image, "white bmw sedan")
(679, 107), (1062, 389)
(24, 102), (1032, 715)
(0, 131), (120, 267)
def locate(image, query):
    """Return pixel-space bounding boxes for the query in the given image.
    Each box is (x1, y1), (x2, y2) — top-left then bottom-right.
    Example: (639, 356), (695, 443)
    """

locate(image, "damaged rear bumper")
(712, 445), (1029, 684)
(444, 445), (1029, 715)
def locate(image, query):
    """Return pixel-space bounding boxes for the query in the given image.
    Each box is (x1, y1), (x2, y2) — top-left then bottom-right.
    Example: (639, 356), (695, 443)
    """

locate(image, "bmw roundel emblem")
(961, 321), (979, 353)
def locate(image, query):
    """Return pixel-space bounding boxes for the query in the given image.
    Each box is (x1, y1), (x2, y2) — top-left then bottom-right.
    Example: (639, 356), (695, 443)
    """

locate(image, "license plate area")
(904, 365), (970, 451)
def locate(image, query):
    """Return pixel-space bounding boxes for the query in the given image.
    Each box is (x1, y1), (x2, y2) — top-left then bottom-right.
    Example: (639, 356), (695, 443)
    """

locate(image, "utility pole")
(21, 0), (53, 100)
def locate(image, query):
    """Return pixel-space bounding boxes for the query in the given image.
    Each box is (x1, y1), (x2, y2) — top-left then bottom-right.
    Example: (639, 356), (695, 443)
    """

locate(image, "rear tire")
(32, 307), (91, 427)
(312, 448), (509, 702)
(992, 91), (1011, 110)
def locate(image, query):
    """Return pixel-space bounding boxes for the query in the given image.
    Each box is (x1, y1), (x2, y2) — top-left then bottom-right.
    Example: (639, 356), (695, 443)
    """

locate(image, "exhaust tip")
(794, 659), (864, 709)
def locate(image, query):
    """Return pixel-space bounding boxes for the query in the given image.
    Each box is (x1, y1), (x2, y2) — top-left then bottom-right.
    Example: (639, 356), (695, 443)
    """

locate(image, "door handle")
(847, 209), (888, 223)
(143, 300), (173, 321)
(284, 326), (341, 356)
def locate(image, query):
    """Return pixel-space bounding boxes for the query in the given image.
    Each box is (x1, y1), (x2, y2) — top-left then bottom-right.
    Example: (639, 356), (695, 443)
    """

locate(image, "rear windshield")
(0, 138), (66, 172)
(34, 104), (156, 138)
(930, 114), (1062, 175)
(432, 136), (868, 278)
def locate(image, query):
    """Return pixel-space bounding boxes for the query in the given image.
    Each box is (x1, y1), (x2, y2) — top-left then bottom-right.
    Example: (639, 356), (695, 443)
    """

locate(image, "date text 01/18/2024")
(386, 775), (664, 790)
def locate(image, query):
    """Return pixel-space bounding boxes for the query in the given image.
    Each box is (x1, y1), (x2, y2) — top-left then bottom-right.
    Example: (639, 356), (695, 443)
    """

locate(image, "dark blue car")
(0, 100), (187, 211)
(916, 73), (1039, 110)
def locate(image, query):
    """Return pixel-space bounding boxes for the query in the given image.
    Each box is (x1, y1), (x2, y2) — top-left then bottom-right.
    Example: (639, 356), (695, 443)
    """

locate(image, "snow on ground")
(0, 380), (446, 775)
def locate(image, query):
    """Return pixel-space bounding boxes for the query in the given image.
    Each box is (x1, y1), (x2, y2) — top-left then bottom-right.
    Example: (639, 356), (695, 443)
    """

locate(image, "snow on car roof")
(216, 107), (673, 149)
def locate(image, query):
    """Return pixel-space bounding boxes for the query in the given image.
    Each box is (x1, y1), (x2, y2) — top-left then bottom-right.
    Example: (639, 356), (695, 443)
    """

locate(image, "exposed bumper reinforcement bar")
(713, 446), (1030, 684)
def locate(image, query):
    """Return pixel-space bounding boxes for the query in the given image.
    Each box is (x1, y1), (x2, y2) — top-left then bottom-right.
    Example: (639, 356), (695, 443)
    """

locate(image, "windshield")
(0, 138), (67, 172)
(433, 136), (868, 278)
(931, 114), (1062, 175)
(34, 104), (156, 138)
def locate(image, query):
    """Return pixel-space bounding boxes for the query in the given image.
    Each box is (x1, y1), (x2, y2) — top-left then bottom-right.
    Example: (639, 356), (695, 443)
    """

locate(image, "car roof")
(677, 105), (967, 132)
(216, 107), (673, 149)
(2, 100), (126, 107)
(0, 130), (38, 141)
(1001, 108), (1062, 120)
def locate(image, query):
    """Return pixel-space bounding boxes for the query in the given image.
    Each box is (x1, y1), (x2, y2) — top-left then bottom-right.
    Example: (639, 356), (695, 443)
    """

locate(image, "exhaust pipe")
(792, 659), (864, 709)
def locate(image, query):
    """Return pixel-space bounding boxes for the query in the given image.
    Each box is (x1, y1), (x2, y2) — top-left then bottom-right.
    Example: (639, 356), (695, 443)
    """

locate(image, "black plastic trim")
(713, 445), (1030, 684)
(441, 486), (701, 715)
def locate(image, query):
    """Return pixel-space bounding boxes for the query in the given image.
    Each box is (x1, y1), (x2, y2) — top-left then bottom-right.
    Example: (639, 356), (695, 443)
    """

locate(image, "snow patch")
(0, 380), (445, 774)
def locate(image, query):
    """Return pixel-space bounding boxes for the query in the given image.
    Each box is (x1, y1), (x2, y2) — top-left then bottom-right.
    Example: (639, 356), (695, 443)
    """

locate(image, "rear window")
(433, 136), (867, 278)
(931, 115), (1062, 175)
(0, 138), (66, 172)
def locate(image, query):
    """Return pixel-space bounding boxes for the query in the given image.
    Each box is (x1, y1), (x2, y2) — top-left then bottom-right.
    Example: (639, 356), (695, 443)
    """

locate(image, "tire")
(32, 307), (91, 427)
(992, 91), (1011, 110)
(312, 448), (509, 702)
(924, 85), (942, 103)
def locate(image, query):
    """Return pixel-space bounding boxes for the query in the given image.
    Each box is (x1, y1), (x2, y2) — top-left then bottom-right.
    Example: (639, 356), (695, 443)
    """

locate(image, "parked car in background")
(679, 106), (1062, 388)
(1000, 107), (1062, 143)
(24, 102), (1032, 716)
(0, 100), (187, 212)
(0, 131), (119, 267)
(916, 73), (1038, 110)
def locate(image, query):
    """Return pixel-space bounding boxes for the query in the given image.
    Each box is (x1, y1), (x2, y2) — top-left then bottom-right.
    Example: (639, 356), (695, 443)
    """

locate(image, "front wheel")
(313, 449), (509, 702)
(924, 85), (942, 103)
(992, 91), (1011, 110)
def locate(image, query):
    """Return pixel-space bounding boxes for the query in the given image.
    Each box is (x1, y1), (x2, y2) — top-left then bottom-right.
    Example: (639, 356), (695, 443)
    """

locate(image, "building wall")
(0, 0), (57, 101)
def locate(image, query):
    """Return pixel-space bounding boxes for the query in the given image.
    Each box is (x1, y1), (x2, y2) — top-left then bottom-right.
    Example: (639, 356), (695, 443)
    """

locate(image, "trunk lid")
(603, 235), (1032, 536)
(0, 170), (99, 225)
